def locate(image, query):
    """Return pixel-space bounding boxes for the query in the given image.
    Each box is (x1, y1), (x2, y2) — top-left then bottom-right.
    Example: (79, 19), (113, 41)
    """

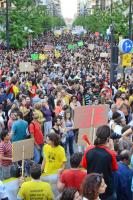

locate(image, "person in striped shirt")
(0, 130), (12, 180)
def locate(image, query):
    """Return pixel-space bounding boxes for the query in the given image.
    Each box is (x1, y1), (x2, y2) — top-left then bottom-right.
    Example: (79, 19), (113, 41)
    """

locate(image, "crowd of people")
(0, 29), (132, 200)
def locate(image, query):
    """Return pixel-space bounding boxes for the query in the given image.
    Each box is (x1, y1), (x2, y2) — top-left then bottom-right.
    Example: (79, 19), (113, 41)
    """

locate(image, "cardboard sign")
(88, 44), (95, 50)
(100, 52), (109, 58)
(74, 105), (109, 129)
(19, 62), (34, 72)
(12, 138), (34, 162)
(121, 53), (132, 67)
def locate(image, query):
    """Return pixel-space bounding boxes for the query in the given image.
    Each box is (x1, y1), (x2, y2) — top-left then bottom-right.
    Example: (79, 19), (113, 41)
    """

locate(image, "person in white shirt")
(0, 181), (8, 200)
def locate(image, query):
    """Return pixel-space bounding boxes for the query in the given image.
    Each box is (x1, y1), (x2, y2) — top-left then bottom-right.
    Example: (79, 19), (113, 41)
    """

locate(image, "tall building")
(46, 0), (61, 16)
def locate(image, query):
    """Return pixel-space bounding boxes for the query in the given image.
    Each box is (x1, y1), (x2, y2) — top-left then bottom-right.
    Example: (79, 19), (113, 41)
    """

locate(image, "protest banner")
(31, 54), (39, 61)
(77, 41), (84, 47)
(19, 62), (34, 72)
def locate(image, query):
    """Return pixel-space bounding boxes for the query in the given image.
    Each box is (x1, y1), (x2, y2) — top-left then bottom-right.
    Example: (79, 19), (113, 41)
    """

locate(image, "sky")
(60, 0), (78, 19)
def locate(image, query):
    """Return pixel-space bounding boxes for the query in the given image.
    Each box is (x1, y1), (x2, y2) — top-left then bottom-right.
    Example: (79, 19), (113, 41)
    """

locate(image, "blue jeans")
(66, 136), (74, 156)
(34, 145), (42, 163)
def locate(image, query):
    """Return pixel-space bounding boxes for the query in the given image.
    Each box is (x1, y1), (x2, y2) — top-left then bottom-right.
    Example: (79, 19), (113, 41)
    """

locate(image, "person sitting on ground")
(57, 152), (86, 192)
(17, 164), (54, 200)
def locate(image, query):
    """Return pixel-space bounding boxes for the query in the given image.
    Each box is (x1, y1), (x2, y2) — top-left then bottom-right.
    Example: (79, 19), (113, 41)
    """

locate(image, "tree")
(0, 0), (65, 49)
(73, 2), (128, 38)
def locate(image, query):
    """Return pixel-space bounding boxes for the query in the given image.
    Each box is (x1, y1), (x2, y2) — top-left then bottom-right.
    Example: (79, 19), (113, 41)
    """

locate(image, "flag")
(31, 54), (39, 60)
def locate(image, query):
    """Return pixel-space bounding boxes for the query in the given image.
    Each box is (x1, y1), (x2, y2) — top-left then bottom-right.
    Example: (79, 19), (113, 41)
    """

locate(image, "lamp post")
(129, 0), (132, 39)
(6, 0), (10, 51)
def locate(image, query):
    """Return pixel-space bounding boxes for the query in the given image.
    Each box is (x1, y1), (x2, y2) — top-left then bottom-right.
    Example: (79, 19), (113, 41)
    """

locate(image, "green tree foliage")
(73, 2), (128, 38)
(0, 0), (65, 49)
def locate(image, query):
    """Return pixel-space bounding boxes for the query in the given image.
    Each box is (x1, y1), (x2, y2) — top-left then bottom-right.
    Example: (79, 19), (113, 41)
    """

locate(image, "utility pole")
(6, 0), (10, 51)
(129, 0), (132, 39)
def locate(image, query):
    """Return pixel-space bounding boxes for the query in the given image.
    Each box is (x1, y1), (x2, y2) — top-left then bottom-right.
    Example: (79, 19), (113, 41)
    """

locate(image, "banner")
(31, 54), (39, 60)
(77, 41), (84, 47)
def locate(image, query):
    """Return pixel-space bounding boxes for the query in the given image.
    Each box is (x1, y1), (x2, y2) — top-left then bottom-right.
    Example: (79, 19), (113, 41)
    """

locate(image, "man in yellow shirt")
(17, 164), (54, 200)
(41, 133), (67, 197)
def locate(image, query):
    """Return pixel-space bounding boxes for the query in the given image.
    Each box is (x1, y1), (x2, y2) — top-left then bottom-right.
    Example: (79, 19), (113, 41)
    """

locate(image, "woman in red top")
(29, 111), (44, 163)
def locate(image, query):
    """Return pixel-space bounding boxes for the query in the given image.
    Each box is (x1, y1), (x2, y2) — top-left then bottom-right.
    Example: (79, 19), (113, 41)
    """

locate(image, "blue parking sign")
(119, 39), (133, 53)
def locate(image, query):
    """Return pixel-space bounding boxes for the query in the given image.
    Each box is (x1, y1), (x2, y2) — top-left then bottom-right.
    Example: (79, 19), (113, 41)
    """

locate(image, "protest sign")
(121, 53), (132, 67)
(78, 41), (84, 47)
(31, 54), (39, 60)
(74, 105), (109, 129)
(68, 44), (75, 50)
(74, 105), (109, 145)
(55, 45), (62, 51)
(39, 54), (48, 60)
(88, 44), (95, 51)
(44, 45), (54, 51)
(55, 50), (61, 58)
(12, 138), (34, 162)
(19, 62), (34, 72)
(100, 52), (109, 58)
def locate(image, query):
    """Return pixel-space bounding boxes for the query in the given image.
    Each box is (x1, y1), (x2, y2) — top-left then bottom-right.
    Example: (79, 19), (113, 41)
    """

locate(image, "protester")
(0, 130), (12, 180)
(11, 111), (28, 142)
(59, 188), (81, 200)
(115, 150), (133, 200)
(57, 152), (86, 192)
(81, 173), (107, 200)
(29, 111), (44, 163)
(17, 164), (54, 200)
(82, 125), (118, 200)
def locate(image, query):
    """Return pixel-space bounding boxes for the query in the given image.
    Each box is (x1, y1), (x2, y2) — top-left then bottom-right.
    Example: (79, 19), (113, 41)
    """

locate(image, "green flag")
(31, 54), (39, 60)
(68, 44), (74, 50)
(78, 41), (84, 47)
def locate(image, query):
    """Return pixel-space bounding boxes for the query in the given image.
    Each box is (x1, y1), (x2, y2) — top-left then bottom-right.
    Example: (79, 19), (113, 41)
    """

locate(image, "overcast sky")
(60, 0), (78, 19)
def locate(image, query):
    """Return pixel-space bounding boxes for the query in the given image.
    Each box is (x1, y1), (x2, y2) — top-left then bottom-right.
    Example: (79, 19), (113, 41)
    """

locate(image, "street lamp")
(129, 0), (132, 39)
(6, 0), (9, 51)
